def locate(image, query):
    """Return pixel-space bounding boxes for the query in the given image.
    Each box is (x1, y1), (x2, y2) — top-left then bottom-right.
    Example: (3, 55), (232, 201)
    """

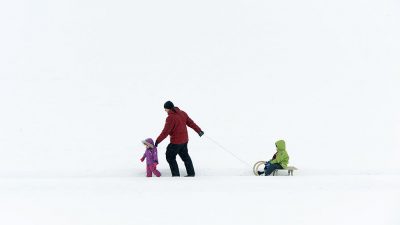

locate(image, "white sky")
(0, 0), (399, 175)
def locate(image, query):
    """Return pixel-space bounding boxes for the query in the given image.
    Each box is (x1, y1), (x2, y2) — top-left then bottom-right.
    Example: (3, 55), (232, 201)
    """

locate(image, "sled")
(272, 166), (297, 176)
(253, 161), (266, 175)
(253, 161), (297, 176)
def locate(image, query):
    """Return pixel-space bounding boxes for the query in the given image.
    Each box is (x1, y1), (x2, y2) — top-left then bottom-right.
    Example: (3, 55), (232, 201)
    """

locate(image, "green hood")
(270, 140), (289, 168)
(275, 140), (286, 151)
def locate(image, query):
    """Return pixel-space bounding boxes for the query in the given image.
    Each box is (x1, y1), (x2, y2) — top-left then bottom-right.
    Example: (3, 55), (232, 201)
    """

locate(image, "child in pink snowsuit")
(140, 138), (161, 177)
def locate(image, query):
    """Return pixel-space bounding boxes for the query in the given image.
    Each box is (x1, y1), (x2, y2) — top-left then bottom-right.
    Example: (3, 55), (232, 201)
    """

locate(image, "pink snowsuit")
(141, 138), (161, 177)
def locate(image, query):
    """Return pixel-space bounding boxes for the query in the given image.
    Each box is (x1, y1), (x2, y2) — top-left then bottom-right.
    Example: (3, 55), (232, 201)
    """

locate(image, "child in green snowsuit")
(258, 140), (289, 176)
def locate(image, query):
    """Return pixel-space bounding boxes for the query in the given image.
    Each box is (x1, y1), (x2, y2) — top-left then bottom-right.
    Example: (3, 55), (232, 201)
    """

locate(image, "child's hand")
(140, 157), (145, 162)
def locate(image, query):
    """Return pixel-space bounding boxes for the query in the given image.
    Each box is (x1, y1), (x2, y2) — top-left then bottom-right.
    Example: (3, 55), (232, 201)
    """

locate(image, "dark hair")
(164, 101), (174, 109)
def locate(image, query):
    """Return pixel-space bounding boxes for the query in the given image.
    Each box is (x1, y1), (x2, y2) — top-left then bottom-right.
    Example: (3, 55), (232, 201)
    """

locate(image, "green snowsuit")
(269, 140), (289, 168)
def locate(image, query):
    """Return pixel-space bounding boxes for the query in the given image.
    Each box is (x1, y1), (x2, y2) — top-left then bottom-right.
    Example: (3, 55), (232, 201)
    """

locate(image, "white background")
(0, 0), (399, 224)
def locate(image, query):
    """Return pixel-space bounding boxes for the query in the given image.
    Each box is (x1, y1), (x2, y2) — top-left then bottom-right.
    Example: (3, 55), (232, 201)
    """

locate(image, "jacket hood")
(168, 107), (180, 114)
(275, 140), (286, 151)
(143, 138), (155, 148)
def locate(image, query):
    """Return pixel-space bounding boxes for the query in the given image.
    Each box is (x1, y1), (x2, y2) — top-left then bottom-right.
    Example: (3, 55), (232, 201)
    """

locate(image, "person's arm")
(186, 113), (203, 136)
(269, 153), (277, 162)
(155, 116), (174, 146)
(269, 152), (282, 164)
(153, 149), (159, 164)
(140, 153), (146, 162)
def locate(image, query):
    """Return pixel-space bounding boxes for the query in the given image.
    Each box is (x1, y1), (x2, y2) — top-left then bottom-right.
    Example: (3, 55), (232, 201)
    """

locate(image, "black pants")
(166, 142), (195, 177)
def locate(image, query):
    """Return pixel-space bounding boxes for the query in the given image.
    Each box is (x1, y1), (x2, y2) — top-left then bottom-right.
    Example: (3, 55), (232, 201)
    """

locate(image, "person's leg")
(178, 143), (195, 176)
(258, 162), (271, 175)
(146, 165), (152, 177)
(166, 144), (180, 176)
(151, 165), (161, 177)
(264, 163), (283, 176)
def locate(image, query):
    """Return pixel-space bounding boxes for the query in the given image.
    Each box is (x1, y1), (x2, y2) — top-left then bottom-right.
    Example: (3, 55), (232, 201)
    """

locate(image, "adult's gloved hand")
(198, 131), (204, 137)
(155, 141), (159, 147)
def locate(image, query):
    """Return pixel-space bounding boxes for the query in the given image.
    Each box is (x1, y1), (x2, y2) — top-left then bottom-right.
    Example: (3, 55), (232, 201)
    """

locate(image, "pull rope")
(205, 135), (250, 167)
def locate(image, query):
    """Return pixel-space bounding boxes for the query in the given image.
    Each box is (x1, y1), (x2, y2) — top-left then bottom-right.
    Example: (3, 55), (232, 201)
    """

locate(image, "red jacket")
(156, 107), (202, 145)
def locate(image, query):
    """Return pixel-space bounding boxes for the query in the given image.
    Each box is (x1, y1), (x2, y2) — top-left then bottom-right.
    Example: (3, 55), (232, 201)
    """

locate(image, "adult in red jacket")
(155, 101), (204, 177)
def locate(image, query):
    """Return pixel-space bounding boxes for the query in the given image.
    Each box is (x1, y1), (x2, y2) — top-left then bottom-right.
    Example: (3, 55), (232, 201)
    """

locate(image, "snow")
(1, 175), (400, 225)
(1, 0), (400, 224)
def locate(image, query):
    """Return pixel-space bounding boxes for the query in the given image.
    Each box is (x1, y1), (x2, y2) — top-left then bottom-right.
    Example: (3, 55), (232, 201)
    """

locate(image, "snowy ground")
(1, 172), (400, 225)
